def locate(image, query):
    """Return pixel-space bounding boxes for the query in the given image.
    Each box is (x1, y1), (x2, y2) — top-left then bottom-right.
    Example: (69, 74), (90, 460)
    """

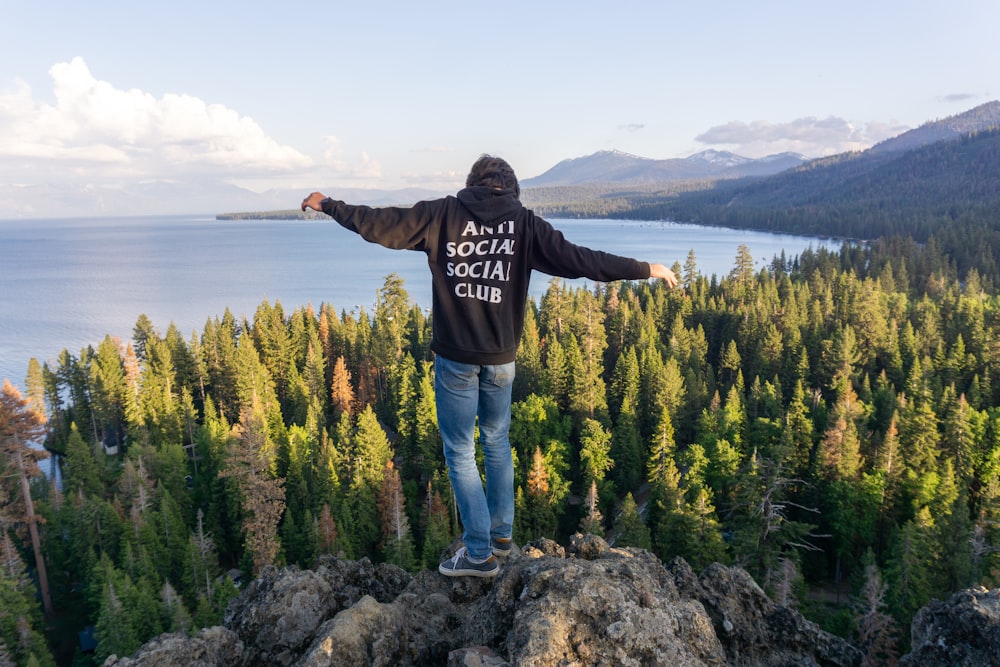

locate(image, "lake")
(0, 214), (836, 387)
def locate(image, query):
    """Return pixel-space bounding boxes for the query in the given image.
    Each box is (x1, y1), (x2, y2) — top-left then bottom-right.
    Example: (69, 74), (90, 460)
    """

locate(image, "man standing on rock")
(302, 155), (677, 577)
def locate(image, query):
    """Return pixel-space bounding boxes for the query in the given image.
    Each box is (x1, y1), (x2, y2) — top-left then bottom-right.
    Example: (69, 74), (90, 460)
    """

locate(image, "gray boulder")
(900, 586), (1000, 667)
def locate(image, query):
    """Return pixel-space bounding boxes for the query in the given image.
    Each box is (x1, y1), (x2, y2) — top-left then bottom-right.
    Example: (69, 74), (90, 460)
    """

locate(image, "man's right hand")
(301, 192), (328, 212)
(648, 263), (678, 288)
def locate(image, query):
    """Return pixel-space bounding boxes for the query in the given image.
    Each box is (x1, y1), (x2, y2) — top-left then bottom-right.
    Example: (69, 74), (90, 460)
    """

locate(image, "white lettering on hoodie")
(447, 219), (515, 301)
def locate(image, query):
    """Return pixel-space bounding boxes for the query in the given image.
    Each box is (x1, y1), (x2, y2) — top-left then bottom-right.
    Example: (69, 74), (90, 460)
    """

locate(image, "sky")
(0, 0), (997, 217)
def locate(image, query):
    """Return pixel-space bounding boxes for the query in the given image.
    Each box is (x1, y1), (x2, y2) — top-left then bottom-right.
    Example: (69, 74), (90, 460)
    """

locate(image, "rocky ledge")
(104, 534), (998, 666)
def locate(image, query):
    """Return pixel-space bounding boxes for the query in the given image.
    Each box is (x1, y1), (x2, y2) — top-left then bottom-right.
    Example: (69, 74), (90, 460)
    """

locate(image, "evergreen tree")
(183, 509), (219, 603)
(579, 480), (604, 536)
(346, 406), (394, 558)
(220, 395), (286, 575)
(160, 580), (192, 635)
(611, 492), (651, 550)
(413, 361), (441, 482)
(378, 461), (416, 570)
(886, 506), (937, 628)
(579, 418), (614, 488)
(854, 555), (900, 667)
(330, 356), (355, 421)
(517, 446), (558, 541)
(62, 422), (103, 498)
(542, 335), (569, 409)
(646, 407), (681, 536)
(95, 577), (141, 664)
(0, 380), (52, 615)
(514, 306), (545, 400)
(91, 335), (127, 451)
(420, 485), (453, 569)
(24, 358), (47, 422)
(316, 503), (339, 556)
(0, 536), (55, 666)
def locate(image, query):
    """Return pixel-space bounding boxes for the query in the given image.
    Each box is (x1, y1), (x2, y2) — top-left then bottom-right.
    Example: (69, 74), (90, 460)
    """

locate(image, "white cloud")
(0, 57), (311, 186)
(409, 146), (454, 153)
(316, 136), (383, 181)
(400, 169), (464, 188)
(694, 115), (910, 157)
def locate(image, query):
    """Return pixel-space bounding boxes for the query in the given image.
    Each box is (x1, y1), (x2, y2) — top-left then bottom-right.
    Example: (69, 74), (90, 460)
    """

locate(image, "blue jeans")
(434, 355), (515, 561)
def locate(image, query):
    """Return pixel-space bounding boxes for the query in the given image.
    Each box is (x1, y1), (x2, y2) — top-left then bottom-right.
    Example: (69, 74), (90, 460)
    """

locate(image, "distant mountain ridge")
(871, 100), (1000, 154)
(522, 148), (807, 187)
(519, 100), (1000, 288)
(656, 101), (1000, 233)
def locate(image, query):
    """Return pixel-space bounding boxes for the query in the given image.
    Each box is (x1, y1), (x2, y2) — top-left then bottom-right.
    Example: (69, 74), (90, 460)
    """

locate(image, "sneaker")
(438, 547), (500, 578)
(491, 536), (513, 557)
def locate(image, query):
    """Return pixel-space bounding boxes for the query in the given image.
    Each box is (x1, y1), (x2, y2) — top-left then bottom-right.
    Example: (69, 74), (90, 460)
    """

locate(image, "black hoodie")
(322, 186), (650, 365)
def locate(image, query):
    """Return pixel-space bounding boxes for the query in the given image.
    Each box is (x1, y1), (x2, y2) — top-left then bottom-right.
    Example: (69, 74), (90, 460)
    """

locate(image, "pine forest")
(2, 233), (1000, 665)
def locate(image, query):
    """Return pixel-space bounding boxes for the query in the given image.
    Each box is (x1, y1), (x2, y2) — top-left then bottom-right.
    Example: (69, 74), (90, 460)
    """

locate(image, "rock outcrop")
(899, 586), (1000, 667)
(101, 534), (990, 666)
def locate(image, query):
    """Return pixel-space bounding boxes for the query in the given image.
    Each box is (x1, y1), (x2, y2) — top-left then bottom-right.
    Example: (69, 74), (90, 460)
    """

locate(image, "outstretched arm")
(648, 263), (678, 288)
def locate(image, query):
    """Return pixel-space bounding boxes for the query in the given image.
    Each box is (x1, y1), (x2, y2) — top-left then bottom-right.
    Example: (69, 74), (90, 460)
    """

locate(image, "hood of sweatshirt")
(456, 186), (523, 224)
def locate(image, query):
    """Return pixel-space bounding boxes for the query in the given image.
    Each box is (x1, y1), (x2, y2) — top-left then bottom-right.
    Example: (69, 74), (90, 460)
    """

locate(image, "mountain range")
(522, 149), (807, 187)
(523, 101), (1000, 232)
(522, 100), (1000, 189)
(645, 101), (1000, 236)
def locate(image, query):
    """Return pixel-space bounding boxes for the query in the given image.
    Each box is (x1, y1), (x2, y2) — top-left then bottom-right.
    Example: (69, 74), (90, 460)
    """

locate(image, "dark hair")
(466, 154), (520, 198)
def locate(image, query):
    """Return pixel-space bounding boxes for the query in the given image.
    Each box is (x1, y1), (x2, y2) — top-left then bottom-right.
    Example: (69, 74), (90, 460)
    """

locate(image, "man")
(302, 155), (676, 577)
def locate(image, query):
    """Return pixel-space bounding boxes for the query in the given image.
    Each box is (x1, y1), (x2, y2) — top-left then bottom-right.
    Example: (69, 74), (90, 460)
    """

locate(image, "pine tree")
(683, 249), (699, 289)
(886, 507), (936, 627)
(392, 354), (418, 477)
(183, 509), (218, 602)
(898, 394), (942, 513)
(0, 534), (55, 666)
(420, 485), (453, 568)
(542, 335), (569, 410)
(609, 346), (640, 421)
(94, 578), (140, 664)
(138, 336), (183, 449)
(346, 406), (394, 558)
(251, 300), (295, 410)
(579, 418), (614, 487)
(378, 461), (416, 570)
(62, 422), (103, 498)
(646, 407), (681, 537)
(579, 480), (604, 536)
(352, 405), (393, 489)
(154, 488), (191, 590)
(413, 361), (441, 482)
(160, 580), (192, 634)
(24, 359), (47, 422)
(520, 446), (557, 541)
(509, 394), (572, 486)
(565, 332), (608, 421)
(514, 306), (545, 400)
(91, 335), (127, 451)
(220, 394), (286, 575)
(729, 450), (821, 584)
(854, 556), (900, 667)
(317, 503), (339, 556)
(612, 492), (651, 550)
(0, 381), (52, 615)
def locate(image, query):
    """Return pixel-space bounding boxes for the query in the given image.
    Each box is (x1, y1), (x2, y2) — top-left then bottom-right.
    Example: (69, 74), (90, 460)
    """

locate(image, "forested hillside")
(651, 128), (1000, 239)
(2, 235), (999, 664)
(526, 127), (1000, 287)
